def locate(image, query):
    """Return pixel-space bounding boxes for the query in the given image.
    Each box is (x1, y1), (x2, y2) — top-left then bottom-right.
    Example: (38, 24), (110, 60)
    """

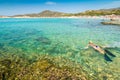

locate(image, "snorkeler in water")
(88, 41), (116, 62)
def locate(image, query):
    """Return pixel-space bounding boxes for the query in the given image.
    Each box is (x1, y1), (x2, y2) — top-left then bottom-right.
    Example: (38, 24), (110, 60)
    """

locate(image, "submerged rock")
(17, 58), (87, 80)
(0, 50), (88, 80)
(0, 47), (119, 80)
(36, 37), (51, 45)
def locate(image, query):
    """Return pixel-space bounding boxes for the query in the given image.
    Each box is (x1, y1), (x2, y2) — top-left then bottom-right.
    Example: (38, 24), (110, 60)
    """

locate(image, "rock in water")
(36, 37), (51, 45)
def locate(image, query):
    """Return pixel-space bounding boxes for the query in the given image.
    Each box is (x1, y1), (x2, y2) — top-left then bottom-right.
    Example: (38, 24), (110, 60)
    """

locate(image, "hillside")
(13, 10), (69, 17)
(0, 16), (9, 18)
(74, 7), (120, 16)
(1, 7), (120, 18)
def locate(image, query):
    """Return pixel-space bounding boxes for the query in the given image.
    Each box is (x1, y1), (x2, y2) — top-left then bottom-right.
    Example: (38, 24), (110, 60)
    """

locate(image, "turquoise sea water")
(0, 18), (120, 79)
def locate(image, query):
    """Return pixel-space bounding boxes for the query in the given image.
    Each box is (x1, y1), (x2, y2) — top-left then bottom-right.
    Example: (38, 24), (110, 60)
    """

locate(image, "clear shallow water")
(0, 18), (120, 79)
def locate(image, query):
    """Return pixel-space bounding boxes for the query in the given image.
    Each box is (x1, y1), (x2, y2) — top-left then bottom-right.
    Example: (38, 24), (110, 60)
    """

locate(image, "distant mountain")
(75, 7), (120, 16)
(13, 10), (69, 17)
(1, 7), (120, 18)
(0, 16), (9, 18)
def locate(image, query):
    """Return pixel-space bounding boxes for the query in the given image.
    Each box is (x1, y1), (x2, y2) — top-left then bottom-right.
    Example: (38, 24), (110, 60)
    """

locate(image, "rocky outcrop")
(101, 20), (120, 26)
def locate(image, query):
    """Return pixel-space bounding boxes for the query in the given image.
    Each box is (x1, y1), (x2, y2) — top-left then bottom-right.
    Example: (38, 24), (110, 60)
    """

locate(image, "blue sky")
(0, 0), (120, 16)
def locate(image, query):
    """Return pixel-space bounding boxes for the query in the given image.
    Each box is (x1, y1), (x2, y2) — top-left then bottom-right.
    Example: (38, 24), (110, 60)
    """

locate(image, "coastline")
(101, 20), (120, 26)
(0, 15), (120, 19)
(1, 15), (120, 26)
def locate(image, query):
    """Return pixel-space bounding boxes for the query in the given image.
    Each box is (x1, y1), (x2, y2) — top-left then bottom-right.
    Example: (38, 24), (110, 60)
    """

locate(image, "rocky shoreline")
(101, 19), (120, 26)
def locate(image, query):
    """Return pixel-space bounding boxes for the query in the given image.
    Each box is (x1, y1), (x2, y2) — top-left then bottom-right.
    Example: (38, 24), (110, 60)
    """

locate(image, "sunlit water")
(0, 18), (120, 79)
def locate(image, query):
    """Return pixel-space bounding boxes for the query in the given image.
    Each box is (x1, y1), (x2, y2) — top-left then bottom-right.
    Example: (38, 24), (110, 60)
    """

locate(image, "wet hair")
(96, 46), (98, 48)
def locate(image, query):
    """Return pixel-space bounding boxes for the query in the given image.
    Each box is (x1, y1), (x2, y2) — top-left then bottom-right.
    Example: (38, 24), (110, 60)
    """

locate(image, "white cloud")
(45, 1), (56, 5)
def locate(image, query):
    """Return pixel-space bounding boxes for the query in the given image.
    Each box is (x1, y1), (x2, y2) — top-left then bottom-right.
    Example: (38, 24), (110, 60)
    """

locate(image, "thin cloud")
(45, 1), (56, 5)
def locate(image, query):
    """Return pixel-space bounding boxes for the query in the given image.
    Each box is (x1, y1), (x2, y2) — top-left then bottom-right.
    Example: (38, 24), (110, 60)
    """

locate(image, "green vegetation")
(75, 9), (120, 16)
(1, 7), (120, 18)
(13, 10), (68, 17)
(11, 8), (120, 17)
(0, 7), (120, 18)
